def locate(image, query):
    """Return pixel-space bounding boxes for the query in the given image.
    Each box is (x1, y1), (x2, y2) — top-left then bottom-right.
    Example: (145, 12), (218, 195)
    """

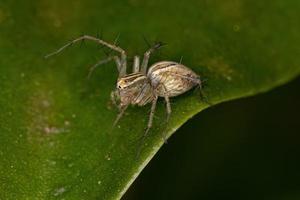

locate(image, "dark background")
(123, 77), (300, 200)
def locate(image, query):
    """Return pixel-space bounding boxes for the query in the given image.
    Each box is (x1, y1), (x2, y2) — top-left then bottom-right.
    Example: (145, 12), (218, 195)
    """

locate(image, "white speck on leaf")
(34, 81), (40, 86)
(226, 76), (232, 81)
(42, 100), (50, 108)
(47, 160), (56, 166)
(53, 187), (66, 197)
(44, 126), (70, 134)
(68, 163), (74, 168)
(105, 154), (111, 161)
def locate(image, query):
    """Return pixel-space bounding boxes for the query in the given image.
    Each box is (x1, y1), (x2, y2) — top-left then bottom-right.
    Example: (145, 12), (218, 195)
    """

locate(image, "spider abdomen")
(147, 61), (200, 97)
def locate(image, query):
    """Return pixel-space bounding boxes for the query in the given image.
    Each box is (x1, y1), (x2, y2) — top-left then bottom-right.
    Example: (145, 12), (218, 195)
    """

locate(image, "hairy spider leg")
(44, 35), (127, 77)
(110, 90), (119, 109)
(87, 56), (121, 79)
(161, 84), (171, 143)
(141, 42), (165, 74)
(195, 83), (211, 105)
(176, 74), (211, 105)
(133, 56), (140, 73)
(104, 33), (121, 56)
(136, 95), (158, 158)
(145, 96), (158, 136)
(112, 104), (129, 128)
(166, 72), (211, 105)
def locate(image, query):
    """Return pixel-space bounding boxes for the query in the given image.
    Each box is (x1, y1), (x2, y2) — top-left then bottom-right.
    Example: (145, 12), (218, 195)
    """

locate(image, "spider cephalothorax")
(116, 73), (153, 107)
(45, 35), (202, 143)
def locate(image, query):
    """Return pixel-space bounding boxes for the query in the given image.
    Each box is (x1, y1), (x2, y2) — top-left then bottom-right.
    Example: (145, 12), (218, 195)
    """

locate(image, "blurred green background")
(123, 77), (300, 200)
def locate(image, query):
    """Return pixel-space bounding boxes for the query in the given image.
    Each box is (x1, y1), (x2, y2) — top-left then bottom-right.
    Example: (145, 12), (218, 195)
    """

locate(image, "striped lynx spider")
(45, 35), (202, 141)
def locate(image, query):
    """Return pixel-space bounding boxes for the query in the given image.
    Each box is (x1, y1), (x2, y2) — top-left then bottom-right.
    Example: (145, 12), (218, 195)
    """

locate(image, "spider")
(45, 35), (203, 142)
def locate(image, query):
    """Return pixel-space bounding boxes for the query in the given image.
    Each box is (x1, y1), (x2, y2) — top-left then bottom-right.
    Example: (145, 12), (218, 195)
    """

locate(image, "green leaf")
(0, 0), (299, 199)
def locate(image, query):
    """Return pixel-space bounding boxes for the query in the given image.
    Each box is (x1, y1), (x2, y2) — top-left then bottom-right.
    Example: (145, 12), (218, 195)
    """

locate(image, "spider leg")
(141, 42), (165, 74)
(136, 96), (158, 158)
(110, 90), (119, 109)
(112, 104), (129, 128)
(167, 72), (211, 105)
(45, 35), (127, 77)
(162, 87), (171, 143)
(105, 33), (121, 56)
(184, 76), (211, 105)
(144, 96), (158, 136)
(87, 56), (121, 79)
(132, 56), (140, 73)
(108, 104), (128, 135)
(195, 83), (211, 105)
